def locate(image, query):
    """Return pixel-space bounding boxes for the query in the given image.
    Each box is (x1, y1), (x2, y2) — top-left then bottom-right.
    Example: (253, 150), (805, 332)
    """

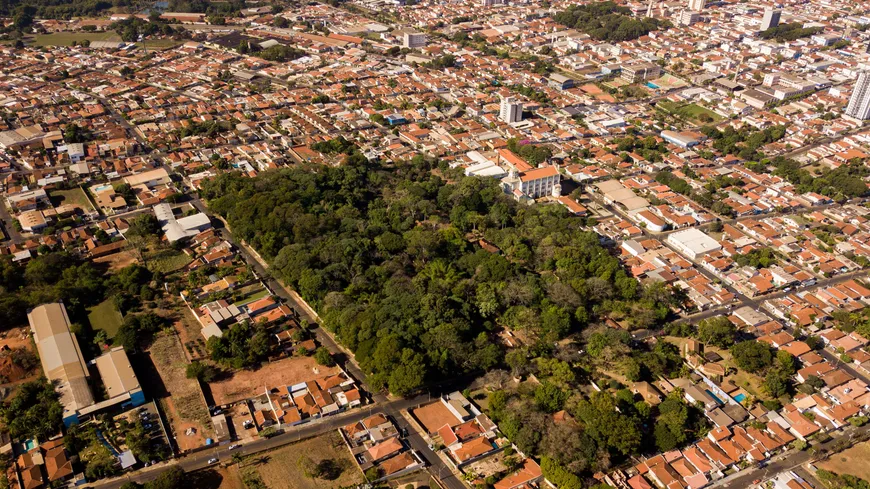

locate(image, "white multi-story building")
(845, 71), (870, 120)
(688, 0), (705, 11)
(761, 8), (781, 31)
(499, 96), (523, 123)
(403, 32), (427, 49)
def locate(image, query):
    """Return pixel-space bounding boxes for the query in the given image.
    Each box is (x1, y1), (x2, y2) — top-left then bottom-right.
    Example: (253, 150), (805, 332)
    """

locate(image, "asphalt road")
(87, 395), (432, 489)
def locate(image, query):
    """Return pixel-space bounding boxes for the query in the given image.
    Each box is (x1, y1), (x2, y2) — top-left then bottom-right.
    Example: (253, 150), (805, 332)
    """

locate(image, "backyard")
(88, 299), (124, 340)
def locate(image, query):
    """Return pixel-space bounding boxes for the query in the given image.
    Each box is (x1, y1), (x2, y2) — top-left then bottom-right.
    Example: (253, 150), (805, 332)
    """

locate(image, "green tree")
(697, 317), (736, 348)
(730, 341), (773, 373)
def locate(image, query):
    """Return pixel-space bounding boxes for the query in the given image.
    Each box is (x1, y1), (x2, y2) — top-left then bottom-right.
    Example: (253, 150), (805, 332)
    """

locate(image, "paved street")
(87, 395), (431, 489)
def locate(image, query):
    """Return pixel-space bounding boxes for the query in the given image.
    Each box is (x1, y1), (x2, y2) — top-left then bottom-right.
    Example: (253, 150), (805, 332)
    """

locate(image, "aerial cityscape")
(1, 0), (870, 488)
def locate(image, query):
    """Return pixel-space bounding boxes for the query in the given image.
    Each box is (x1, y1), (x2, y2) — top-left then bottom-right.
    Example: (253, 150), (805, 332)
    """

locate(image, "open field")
(33, 31), (121, 46)
(149, 333), (212, 451)
(246, 433), (363, 489)
(88, 299), (124, 339)
(207, 356), (341, 405)
(50, 188), (95, 212)
(657, 101), (723, 123)
(145, 248), (191, 274)
(817, 441), (870, 481)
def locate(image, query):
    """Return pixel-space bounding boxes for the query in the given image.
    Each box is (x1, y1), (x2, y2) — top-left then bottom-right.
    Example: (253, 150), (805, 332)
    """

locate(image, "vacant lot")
(88, 299), (124, 339)
(33, 31), (121, 46)
(208, 356), (340, 405)
(149, 333), (212, 451)
(818, 441), (870, 481)
(250, 433), (362, 489)
(93, 250), (139, 271)
(50, 188), (95, 212)
(145, 248), (191, 274)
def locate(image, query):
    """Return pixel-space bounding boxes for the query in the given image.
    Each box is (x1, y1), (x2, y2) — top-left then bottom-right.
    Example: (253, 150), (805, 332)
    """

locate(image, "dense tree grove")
(768, 158), (869, 201)
(201, 156), (680, 395)
(700, 124), (787, 161)
(760, 23), (823, 42)
(554, 2), (669, 42)
(1, 379), (63, 440)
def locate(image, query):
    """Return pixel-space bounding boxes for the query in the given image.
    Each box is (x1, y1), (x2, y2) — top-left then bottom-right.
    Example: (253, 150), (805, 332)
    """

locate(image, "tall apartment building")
(687, 0), (705, 11)
(679, 10), (700, 26)
(499, 97), (523, 123)
(761, 8), (781, 31)
(845, 71), (870, 121)
(403, 32), (427, 49)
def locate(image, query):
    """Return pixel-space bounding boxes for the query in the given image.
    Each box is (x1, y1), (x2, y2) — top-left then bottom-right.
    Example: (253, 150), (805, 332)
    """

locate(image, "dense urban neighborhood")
(3, 0), (870, 489)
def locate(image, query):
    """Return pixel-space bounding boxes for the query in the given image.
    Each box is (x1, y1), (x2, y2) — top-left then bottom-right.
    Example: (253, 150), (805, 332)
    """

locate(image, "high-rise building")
(845, 71), (870, 121)
(761, 8), (781, 31)
(688, 0), (705, 11)
(500, 97), (523, 123)
(679, 10), (700, 26)
(402, 32), (427, 49)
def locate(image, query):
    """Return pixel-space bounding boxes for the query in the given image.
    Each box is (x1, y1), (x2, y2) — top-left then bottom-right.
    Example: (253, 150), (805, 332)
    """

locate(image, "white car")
(229, 444), (240, 451)
(207, 458), (218, 464)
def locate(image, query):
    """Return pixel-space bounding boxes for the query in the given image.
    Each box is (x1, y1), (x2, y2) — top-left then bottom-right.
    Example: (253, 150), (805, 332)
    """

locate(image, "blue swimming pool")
(705, 389), (725, 405)
(647, 82), (660, 89)
(734, 393), (747, 403)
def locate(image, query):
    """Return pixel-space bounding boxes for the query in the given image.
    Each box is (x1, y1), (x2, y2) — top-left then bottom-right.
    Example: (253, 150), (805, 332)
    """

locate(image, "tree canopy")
(200, 156), (680, 395)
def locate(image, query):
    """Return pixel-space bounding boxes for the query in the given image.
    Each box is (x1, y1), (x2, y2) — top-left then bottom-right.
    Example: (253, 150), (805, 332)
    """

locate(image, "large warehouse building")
(28, 303), (95, 427)
(29, 303), (146, 427)
(666, 228), (722, 260)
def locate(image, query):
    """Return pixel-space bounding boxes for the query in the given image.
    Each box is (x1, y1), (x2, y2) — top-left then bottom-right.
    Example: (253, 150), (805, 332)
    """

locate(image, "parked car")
(208, 458), (218, 465)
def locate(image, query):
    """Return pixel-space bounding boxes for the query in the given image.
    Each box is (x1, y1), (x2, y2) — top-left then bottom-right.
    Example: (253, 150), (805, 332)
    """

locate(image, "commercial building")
(548, 73), (575, 90)
(402, 32), (427, 49)
(29, 303), (95, 426)
(761, 8), (781, 31)
(153, 203), (212, 243)
(660, 130), (700, 148)
(845, 71), (870, 121)
(621, 62), (661, 83)
(688, 0), (705, 11)
(667, 228), (722, 260)
(95, 347), (146, 407)
(499, 96), (523, 123)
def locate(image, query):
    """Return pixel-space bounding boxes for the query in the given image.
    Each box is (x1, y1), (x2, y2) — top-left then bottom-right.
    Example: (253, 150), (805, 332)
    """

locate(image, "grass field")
(50, 188), (95, 213)
(657, 101), (723, 123)
(145, 249), (191, 274)
(818, 441), (870, 481)
(233, 285), (270, 306)
(88, 299), (124, 339)
(239, 433), (363, 489)
(33, 31), (121, 46)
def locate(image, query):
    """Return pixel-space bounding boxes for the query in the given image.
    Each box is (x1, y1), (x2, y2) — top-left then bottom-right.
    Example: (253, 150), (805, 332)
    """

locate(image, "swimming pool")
(647, 82), (660, 89)
(705, 389), (725, 405)
(92, 184), (112, 193)
(733, 393), (747, 403)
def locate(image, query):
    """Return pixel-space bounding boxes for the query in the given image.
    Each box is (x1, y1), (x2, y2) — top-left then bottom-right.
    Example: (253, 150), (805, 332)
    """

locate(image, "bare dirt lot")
(93, 250), (140, 271)
(149, 333), (213, 451)
(208, 356), (340, 405)
(817, 441), (870, 481)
